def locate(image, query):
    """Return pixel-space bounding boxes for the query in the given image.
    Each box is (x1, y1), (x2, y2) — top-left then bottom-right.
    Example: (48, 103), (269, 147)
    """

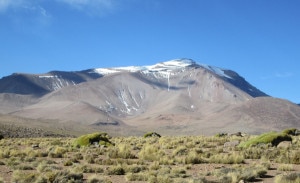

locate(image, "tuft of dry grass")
(209, 152), (244, 164)
(125, 172), (148, 181)
(278, 164), (294, 171)
(275, 173), (300, 183)
(87, 175), (112, 183)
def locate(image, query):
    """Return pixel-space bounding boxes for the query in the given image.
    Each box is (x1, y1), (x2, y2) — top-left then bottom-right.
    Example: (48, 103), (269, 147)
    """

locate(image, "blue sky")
(0, 0), (299, 103)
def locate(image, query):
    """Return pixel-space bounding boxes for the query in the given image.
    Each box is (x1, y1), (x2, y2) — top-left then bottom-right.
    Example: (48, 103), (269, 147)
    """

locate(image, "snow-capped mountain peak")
(92, 58), (231, 78)
(93, 59), (195, 75)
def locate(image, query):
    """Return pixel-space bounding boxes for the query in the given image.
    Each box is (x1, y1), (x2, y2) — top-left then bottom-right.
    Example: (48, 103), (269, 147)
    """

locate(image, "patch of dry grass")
(0, 131), (299, 182)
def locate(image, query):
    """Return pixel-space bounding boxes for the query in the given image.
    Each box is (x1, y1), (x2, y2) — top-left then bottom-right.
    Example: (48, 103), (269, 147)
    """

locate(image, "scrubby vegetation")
(0, 129), (299, 182)
(275, 173), (300, 183)
(143, 132), (161, 138)
(238, 130), (292, 148)
(73, 132), (113, 147)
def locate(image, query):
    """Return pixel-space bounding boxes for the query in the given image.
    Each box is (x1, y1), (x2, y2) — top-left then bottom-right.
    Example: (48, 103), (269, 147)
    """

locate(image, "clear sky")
(0, 0), (299, 103)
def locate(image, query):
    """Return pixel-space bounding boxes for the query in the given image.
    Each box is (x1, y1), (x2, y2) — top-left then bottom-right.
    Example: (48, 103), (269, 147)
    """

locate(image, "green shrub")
(239, 132), (292, 148)
(73, 132), (113, 147)
(215, 132), (227, 137)
(144, 132), (161, 138)
(282, 128), (298, 136)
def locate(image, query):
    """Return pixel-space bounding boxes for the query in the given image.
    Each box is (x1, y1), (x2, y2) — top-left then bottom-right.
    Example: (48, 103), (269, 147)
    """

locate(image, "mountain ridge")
(0, 59), (298, 136)
(0, 59), (268, 98)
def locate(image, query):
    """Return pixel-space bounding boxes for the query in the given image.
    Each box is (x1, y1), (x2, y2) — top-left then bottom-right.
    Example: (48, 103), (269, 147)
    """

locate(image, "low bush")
(215, 132), (227, 137)
(149, 161), (160, 170)
(37, 162), (61, 173)
(173, 146), (188, 156)
(215, 166), (267, 182)
(15, 164), (35, 170)
(185, 151), (206, 164)
(12, 170), (38, 183)
(171, 167), (187, 178)
(84, 154), (96, 164)
(63, 159), (73, 166)
(107, 165), (126, 175)
(209, 152), (244, 164)
(125, 164), (146, 173)
(242, 146), (264, 159)
(239, 131), (292, 148)
(73, 165), (95, 173)
(73, 132), (113, 147)
(290, 150), (300, 164)
(138, 144), (162, 161)
(125, 172), (148, 181)
(0, 149), (10, 159)
(49, 170), (84, 182)
(144, 132), (161, 138)
(282, 128), (298, 136)
(275, 173), (300, 183)
(48, 146), (68, 158)
(108, 144), (136, 159)
(278, 164), (294, 171)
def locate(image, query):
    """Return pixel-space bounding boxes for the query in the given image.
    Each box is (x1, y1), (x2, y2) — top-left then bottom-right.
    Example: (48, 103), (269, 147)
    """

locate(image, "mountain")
(0, 59), (299, 136)
(0, 70), (102, 96)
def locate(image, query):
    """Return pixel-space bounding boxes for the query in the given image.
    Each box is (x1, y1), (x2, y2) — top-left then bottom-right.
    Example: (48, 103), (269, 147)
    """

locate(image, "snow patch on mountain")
(199, 64), (232, 79)
(38, 74), (76, 90)
(94, 68), (120, 75)
(38, 75), (57, 78)
(92, 58), (231, 79)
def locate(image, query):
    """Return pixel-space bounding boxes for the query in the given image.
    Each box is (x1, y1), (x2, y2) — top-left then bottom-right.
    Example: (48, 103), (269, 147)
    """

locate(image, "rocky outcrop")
(277, 141), (292, 148)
